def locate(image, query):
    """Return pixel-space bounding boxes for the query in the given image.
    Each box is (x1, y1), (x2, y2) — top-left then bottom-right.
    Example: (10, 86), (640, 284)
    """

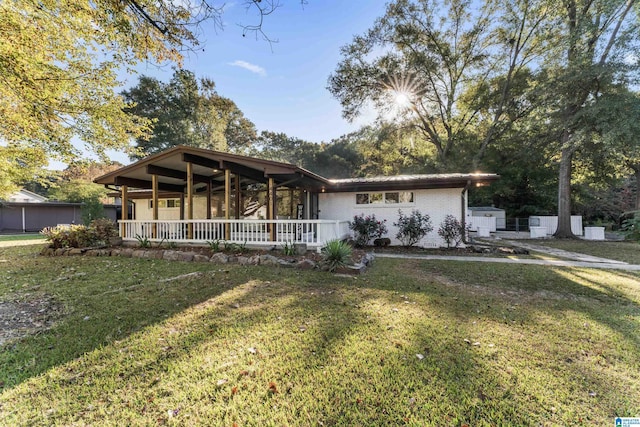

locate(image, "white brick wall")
(318, 188), (465, 248)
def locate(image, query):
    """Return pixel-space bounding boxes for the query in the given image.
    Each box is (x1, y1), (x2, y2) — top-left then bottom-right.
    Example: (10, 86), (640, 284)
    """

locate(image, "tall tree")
(122, 70), (257, 159)
(249, 131), (321, 168)
(0, 145), (48, 198)
(328, 0), (547, 171)
(0, 0), (300, 197)
(539, 0), (640, 237)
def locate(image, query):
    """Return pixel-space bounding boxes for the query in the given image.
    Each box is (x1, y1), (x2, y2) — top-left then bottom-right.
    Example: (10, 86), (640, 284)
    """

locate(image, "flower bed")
(39, 244), (375, 275)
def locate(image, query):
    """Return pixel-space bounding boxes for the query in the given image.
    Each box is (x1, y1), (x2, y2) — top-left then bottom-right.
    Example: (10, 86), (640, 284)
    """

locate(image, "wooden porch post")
(187, 162), (194, 239)
(289, 189), (294, 218)
(268, 177), (276, 241)
(305, 190), (311, 219)
(206, 180), (212, 220)
(152, 175), (158, 238)
(234, 174), (241, 219)
(225, 169), (231, 240)
(120, 185), (128, 238)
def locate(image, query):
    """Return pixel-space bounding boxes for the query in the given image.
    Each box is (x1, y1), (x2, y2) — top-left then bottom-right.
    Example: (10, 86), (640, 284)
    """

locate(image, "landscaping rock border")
(39, 246), (375, 275)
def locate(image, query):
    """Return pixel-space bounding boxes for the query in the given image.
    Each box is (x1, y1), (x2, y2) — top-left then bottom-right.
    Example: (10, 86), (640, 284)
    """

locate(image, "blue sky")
(50, 1), (388, 169)
(117, 1), (388, 153)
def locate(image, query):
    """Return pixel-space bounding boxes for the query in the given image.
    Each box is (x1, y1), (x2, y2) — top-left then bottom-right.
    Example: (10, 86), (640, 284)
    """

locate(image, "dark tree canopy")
(122, 70), (258, 159)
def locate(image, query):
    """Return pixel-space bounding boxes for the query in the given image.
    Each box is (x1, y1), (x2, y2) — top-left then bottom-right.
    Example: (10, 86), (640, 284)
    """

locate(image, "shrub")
(321, 239), (353, 272)
(225, 241), (248, 254)
(437, 215), (466, 248)
(207, 239), (224, 251)
(41, 225), (97, 249)
(621, 214), (640, 241)
(349, 214), (387, 247)
(394, 209), (433, 248)
(89, 218), (118, 243)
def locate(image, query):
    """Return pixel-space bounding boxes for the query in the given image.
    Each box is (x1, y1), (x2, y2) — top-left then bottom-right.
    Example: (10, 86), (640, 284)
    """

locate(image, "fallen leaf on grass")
(216, 379), (228, 386)
(416, 354), (424, 360)
(268, 381), (278, 394)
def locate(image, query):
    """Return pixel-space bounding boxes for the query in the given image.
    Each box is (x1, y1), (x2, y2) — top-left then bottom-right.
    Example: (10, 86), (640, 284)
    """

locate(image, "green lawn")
(0, 242), (638, 426)
(0, 234), (45, 246)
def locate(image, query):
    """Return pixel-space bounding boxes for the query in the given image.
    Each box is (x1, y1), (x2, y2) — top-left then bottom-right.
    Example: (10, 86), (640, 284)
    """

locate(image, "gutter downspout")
(461, 180), (471, 243)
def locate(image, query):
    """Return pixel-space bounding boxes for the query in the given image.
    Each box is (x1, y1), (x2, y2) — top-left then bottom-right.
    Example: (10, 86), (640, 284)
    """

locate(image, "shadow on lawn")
(397, 258), (640, 422)
(0, 254), (533, 425)
(2, 250), (638, 425)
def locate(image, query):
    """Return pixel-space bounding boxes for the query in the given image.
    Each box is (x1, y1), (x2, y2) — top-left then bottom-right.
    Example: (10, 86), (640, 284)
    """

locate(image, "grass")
(531, 239), (640, 264)
(0, 242), (639, 426)
(0, 234), (45, 246)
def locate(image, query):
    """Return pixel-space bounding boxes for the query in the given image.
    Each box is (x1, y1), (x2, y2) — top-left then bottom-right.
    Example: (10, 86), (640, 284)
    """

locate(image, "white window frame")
(355, 191), (414, 205)
(149, 199), (181, 209)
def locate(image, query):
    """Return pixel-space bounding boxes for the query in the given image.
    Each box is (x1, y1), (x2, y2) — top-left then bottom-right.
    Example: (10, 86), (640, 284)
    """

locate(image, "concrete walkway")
(497, 240), (628, 264)
(374, 252), (640, 271)
(374, 234), (640, 271)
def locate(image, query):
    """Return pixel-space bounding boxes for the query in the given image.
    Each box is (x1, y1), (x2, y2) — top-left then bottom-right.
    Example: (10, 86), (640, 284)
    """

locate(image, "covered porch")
(94, 146), (348, 250)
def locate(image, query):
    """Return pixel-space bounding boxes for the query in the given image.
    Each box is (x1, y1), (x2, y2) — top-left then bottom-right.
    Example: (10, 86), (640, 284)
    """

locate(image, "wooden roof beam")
(219, 160), (267, 183)
(146, 164), (211, 184)
(114, 176), (184, 193)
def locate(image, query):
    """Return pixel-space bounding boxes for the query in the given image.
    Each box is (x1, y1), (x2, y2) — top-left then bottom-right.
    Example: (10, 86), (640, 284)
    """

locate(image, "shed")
(469, 206), (506, 230)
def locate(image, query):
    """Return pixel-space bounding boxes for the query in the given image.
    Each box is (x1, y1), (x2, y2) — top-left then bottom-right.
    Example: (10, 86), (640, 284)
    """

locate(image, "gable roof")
(94, 146), (499, 193)
(6, 189), (49, 203)
(94, 146), (330, 192)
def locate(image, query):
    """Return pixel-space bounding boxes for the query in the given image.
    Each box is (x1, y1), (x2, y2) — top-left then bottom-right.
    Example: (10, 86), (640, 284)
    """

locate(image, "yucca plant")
(135, 234), (151, 248)
(321, 239), (353, 272)
(281, 241), (296, 256)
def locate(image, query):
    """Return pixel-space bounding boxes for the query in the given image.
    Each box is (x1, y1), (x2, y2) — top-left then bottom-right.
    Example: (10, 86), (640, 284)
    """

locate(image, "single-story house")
(94, 146), (499, 249)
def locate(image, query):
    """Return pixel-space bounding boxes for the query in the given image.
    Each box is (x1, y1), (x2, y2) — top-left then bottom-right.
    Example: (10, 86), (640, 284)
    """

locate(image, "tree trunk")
(555, 142), (576, 238)
(635, 166), (640, 210)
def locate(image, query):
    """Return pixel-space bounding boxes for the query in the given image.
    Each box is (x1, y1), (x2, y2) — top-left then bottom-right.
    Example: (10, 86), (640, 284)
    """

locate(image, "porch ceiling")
(94, 146), (330, 192)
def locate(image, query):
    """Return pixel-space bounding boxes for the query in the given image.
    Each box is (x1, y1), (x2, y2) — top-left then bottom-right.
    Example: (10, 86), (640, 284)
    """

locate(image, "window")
(399, 192), (414, 203)
(356, 192), (414, 205)
(149, 199), (181, 209)
(385, 192), (399, 204)
(356, 193), (369, 205)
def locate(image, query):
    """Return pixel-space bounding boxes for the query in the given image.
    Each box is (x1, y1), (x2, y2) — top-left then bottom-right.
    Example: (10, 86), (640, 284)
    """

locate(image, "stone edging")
(39, 247), (375, 275)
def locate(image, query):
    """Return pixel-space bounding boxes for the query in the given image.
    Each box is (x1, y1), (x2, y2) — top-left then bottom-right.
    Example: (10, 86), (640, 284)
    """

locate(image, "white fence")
(528, 216), (583, 236)
(119, 219), (350, 249)
(468, 216), (497, 232)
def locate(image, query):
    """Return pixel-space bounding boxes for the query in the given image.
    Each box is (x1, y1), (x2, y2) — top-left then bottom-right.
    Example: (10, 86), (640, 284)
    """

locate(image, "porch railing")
(119, 219), (350, 248)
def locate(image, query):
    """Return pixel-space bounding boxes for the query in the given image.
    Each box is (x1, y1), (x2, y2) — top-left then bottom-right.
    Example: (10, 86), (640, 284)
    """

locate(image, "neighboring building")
(94, 146), (499, 248)
(469, 206), (506, 230)
(7, 189), (48, 203)
(0, 190), (117, 233)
